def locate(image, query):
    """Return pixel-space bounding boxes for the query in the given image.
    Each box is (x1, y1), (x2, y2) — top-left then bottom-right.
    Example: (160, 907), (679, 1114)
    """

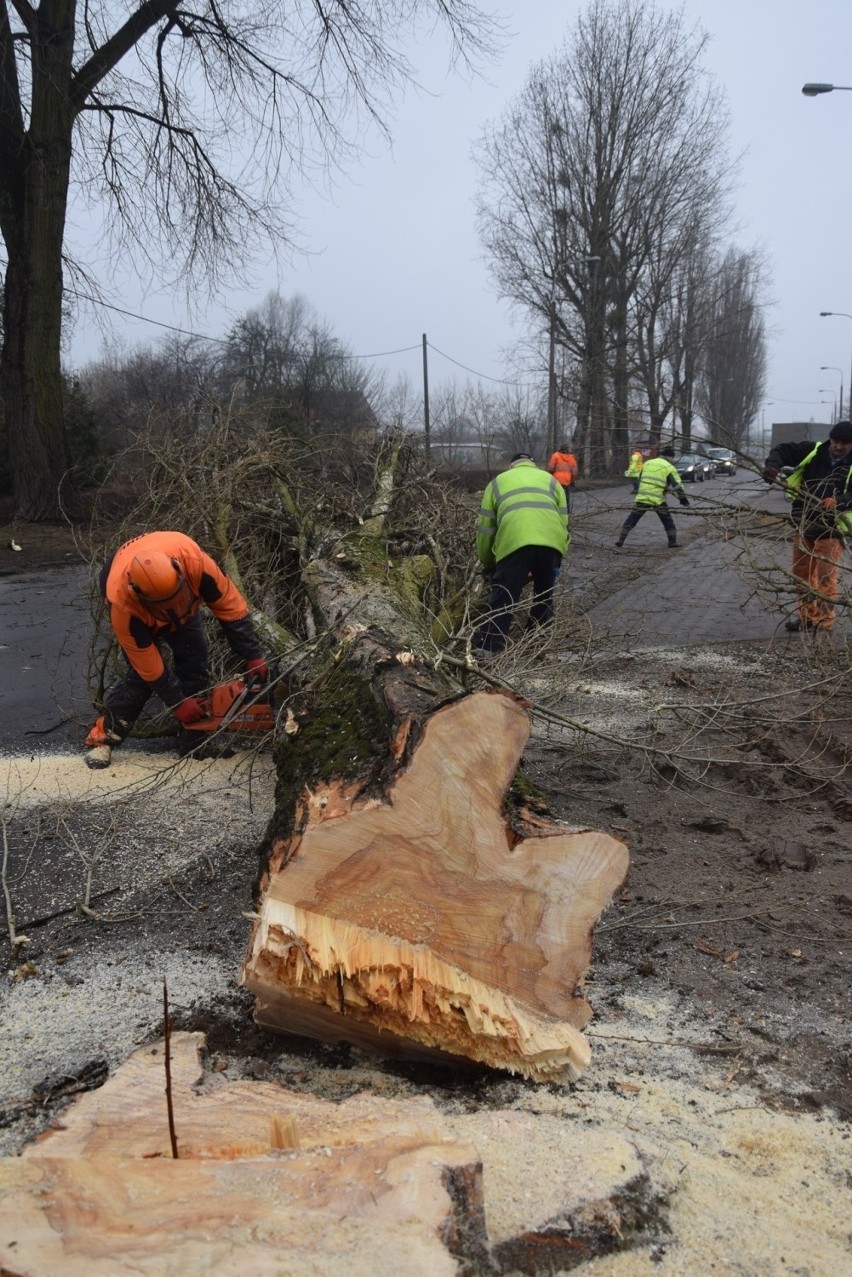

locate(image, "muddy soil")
(1, 517), (850, 1274)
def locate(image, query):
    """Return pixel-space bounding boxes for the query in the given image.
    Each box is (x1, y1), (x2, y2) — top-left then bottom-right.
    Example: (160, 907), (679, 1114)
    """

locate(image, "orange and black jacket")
(100, 531), (262, 706)
(547, 451), (579, 488)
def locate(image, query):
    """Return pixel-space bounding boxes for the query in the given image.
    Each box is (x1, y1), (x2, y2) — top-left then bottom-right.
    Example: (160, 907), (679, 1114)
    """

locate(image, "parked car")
(705, 446), (737, 476)
(673, 453), (708, 482)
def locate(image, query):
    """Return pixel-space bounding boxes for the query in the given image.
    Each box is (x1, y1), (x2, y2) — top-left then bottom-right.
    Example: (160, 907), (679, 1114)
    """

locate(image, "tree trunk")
(611, 295), (630, 473)
(0, 2), (76, 521)
(240, 545), (628, 1079)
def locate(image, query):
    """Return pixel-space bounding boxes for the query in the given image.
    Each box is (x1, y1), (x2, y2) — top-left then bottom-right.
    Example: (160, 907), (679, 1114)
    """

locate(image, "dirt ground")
(1, 516), (850, 1274)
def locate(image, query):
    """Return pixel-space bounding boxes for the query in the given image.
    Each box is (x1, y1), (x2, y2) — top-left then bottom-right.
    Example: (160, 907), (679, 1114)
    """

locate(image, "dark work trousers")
(102, 614), (210, 740)
(477, 546), (562, 654)
(560, 482), (572, 513)
(620, 503), (676, 540)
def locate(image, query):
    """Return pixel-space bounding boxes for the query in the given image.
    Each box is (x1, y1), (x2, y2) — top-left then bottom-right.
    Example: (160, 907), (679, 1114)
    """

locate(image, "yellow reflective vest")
(784, 443), (852, 534)
(634, 457), (683, 506)
(476, 460), (568, 568)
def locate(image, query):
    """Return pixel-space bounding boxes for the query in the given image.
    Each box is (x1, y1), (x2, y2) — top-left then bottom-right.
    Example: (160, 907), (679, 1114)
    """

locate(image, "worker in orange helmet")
(547, 441), (579, 511)
(84, 531), (268, 769)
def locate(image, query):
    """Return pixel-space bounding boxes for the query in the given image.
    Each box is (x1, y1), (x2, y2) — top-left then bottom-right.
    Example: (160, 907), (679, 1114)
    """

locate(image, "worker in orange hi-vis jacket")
(547, 441), (579, 511)
(83, 531), (268, 770)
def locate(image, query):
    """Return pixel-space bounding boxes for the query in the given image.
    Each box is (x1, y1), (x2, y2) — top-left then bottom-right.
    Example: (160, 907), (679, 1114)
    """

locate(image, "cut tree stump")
(242, 680), (628, 1080)
(2, 1033), (666, 1274)
(3, 1033), (486, 1277)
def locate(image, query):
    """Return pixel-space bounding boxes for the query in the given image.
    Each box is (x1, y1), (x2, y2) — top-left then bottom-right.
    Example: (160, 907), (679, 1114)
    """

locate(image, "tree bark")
(0, 1), (76, 520)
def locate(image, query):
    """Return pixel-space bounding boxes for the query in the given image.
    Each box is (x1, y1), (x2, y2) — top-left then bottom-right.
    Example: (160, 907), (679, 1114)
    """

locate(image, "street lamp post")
(819, 312), (852, 424)
(820, 365), (844, 418)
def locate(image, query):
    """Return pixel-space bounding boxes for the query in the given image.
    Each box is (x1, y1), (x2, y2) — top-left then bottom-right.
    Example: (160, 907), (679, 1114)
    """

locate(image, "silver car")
(705, 447), (737, 476)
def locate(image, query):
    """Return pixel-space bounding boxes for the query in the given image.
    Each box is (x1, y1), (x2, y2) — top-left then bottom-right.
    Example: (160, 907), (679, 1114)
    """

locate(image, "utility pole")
(422, 333), (431, 462)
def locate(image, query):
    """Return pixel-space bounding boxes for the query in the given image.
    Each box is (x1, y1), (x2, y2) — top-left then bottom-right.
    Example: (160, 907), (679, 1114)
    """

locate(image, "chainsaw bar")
(185, 678), (276, 734)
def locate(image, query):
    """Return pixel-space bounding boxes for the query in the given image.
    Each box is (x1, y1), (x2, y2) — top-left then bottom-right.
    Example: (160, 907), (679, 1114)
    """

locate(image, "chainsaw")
(183, 677), (276, 734)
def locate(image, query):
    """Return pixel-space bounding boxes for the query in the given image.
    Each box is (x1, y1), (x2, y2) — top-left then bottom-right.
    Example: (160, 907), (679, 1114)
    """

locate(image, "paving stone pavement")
(561, 474), (852, 649)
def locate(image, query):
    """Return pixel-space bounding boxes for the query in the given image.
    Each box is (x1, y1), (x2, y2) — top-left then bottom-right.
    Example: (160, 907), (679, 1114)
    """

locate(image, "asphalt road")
(570, 471), (850, 647)
(0, 566), (91, 753)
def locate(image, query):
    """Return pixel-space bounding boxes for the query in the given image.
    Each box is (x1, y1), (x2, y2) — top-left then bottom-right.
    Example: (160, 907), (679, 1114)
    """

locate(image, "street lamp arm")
(820, 366), (844, 417)
(820, 313), (852, 420)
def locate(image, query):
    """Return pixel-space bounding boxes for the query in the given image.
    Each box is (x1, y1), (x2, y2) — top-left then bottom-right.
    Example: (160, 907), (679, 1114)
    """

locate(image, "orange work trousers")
(791, 533), (843, 629)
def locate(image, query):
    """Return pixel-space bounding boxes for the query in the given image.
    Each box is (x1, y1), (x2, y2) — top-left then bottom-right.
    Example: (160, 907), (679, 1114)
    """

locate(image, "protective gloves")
(173, 696), (207, 726)
(245, 657), (270, 684)
(678, 494), (690, 507)
(821, 496), (838, 511)
(762, 466), (779, 484)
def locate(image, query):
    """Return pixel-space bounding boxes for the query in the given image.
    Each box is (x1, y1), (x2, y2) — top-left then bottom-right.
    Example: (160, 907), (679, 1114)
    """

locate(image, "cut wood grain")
(5, 1034), (485, 1277)
(2, 1033), (665, 1275)
(243, 687), (628, 1079)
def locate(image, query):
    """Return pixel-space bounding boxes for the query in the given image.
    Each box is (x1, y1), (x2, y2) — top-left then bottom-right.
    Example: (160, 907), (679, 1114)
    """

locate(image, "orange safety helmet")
(127, 551), (196, 620)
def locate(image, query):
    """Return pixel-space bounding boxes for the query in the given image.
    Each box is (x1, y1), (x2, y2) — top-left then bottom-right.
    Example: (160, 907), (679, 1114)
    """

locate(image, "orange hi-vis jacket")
(103, 531), (256, 700)
(548, 451), (578, 487)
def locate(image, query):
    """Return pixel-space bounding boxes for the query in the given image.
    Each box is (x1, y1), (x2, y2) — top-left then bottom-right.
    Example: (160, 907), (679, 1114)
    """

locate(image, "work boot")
(667, 537), (680, 549)
(615, 535), (626, 548)
(84, 744), (112, 770)
(83, 715), (122, 769)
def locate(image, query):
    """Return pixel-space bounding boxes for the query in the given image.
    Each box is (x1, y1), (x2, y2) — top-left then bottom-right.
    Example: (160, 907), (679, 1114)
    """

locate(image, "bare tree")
(0, 1), (499, 520)
(475, 0), (732, 474)
(697, 248), (768, 450)
(221, 290), (382, 447)
(376, 373), (422, 435)
(77, 335), (222, 459)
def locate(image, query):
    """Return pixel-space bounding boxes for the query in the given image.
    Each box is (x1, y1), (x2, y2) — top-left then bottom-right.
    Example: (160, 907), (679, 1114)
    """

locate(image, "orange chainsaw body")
(185, 678), (276, 733)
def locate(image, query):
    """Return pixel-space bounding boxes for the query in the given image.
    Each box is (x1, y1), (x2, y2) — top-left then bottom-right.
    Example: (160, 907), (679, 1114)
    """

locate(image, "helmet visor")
(141, 577), (197, 622)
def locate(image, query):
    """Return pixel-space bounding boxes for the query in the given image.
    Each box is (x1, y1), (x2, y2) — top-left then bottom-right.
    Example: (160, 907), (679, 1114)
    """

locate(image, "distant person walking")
(625, 448), (644, 494)
(615, 446), (689, 549)
(762, 421), (852, 632)
(474, 453), (568, 657)
(547, 442), (579, 511)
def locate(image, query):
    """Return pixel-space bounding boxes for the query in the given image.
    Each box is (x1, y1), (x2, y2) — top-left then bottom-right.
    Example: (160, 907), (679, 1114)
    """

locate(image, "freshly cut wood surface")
(4, 1034), (484, 1277)
(243, 689), (628, 1078)
(3, 1033), (662, 1275)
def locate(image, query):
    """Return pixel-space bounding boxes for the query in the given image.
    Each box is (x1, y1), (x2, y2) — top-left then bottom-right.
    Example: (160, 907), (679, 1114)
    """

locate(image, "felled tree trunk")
(241, 530), (628, 1078)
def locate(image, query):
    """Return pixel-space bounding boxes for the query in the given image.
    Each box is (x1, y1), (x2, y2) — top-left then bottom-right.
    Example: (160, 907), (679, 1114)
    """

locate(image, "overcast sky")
(67, 0), (852, 432)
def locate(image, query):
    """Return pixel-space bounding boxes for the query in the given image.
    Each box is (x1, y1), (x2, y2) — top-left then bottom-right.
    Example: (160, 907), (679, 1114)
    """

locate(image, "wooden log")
(242, 674), (628, 1080)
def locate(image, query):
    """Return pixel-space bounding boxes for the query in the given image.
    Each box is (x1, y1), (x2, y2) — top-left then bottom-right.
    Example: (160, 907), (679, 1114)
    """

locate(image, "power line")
(66, 288), (422, 361)
(426, 340), (534, 387)
(67, 289), (230, 344)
